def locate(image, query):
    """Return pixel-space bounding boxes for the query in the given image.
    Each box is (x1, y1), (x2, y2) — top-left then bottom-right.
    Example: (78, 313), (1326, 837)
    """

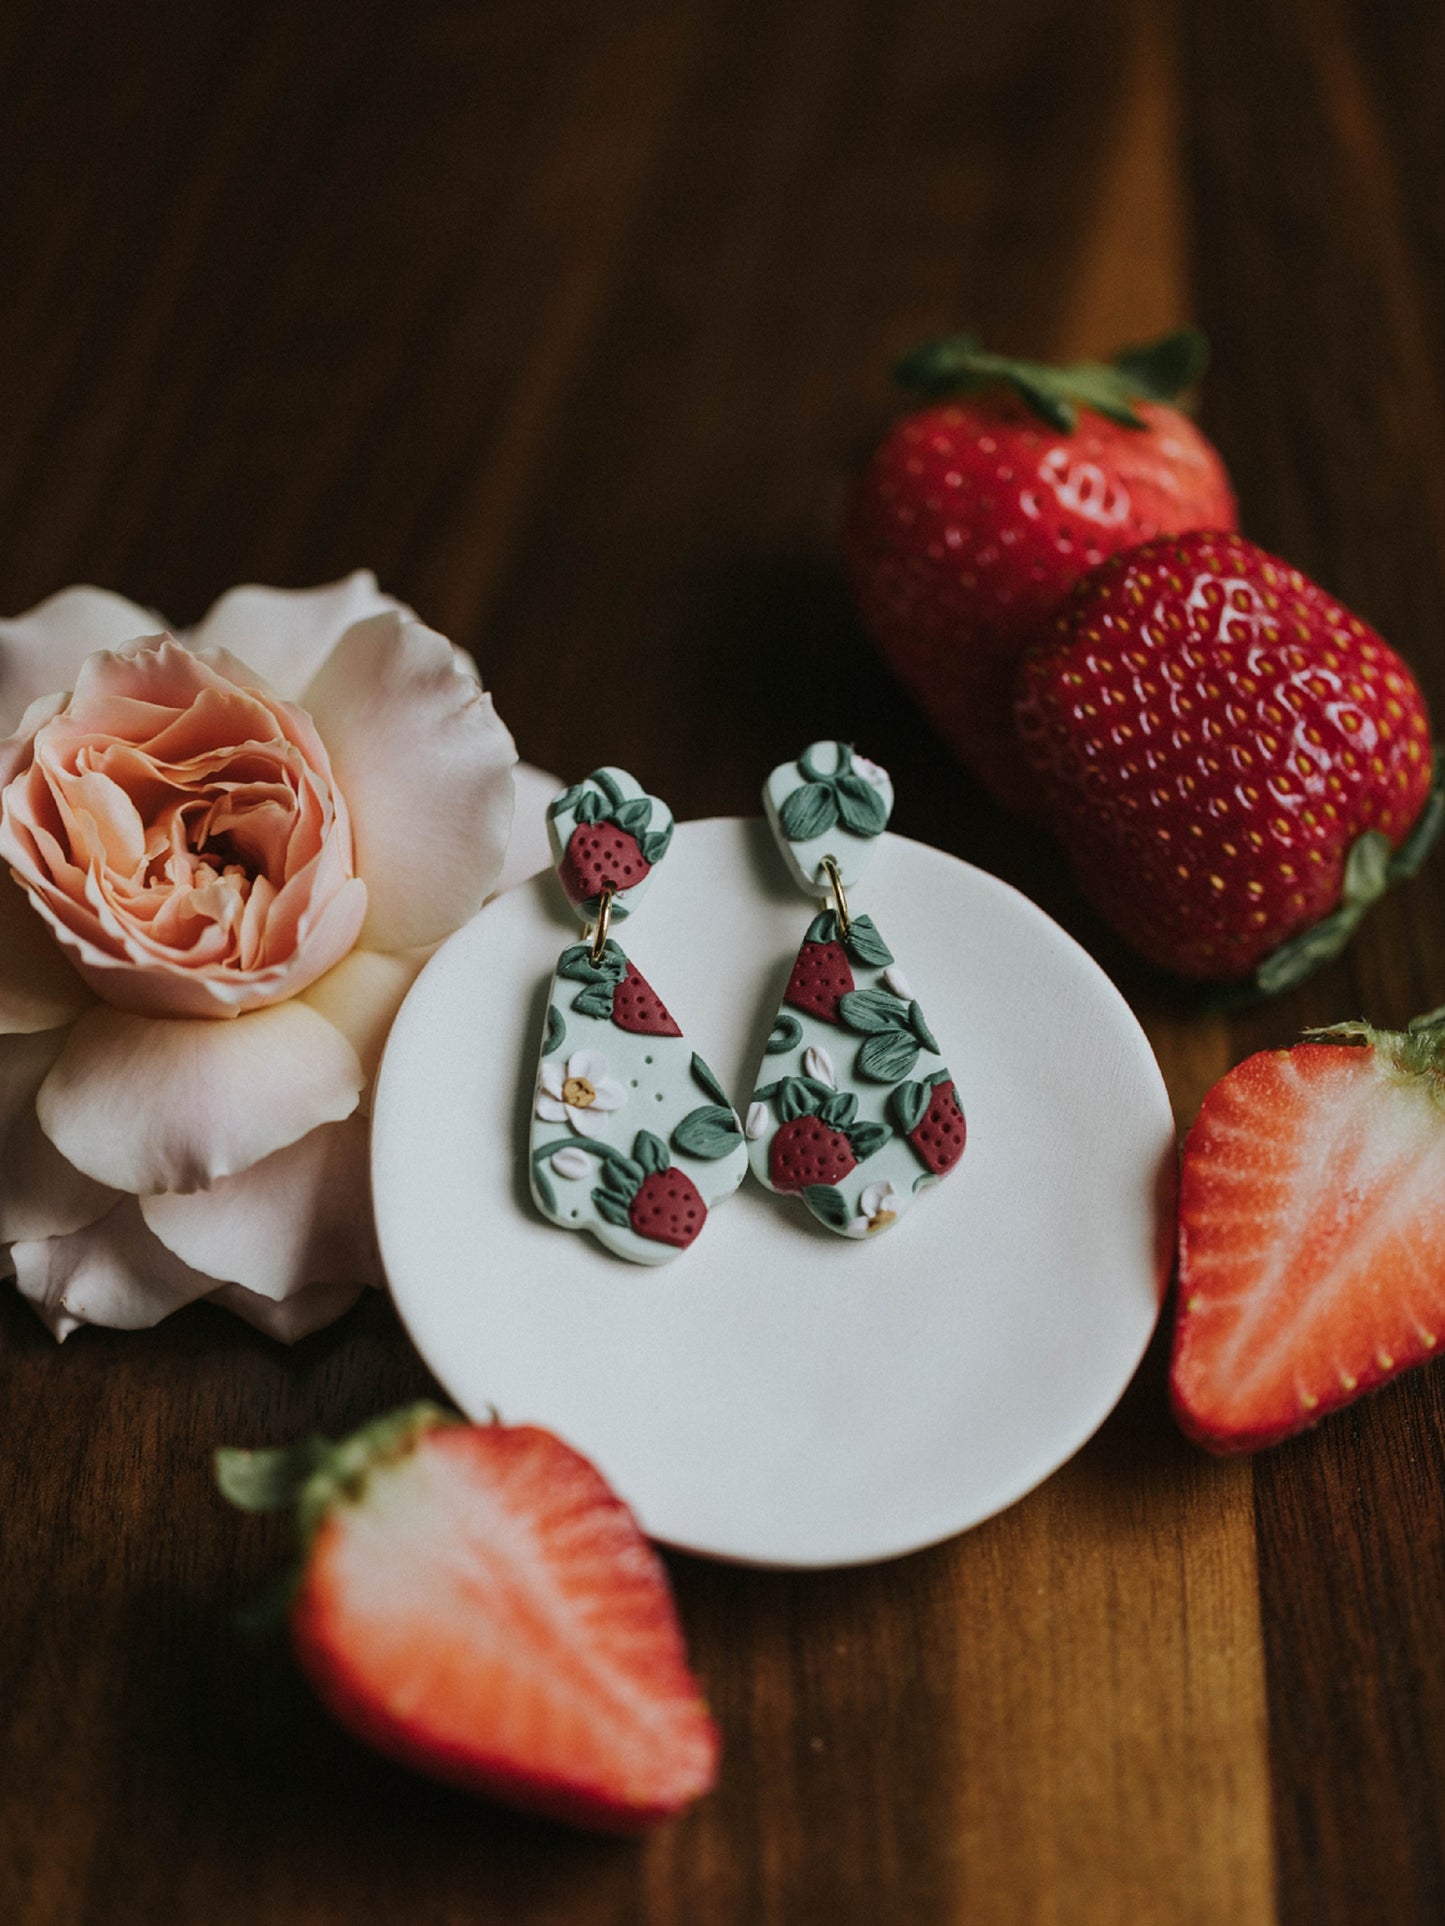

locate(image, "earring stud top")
(763, 741), (893, 896)
(547, 767), (674, 922)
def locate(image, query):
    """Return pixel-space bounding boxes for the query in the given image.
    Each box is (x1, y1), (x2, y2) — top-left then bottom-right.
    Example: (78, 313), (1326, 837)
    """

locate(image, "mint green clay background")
(763, 739), (894, 893)
(372, 816), (1175, 1569)
(529, 946), (747, 1266)
(746, 917), (952, 1236)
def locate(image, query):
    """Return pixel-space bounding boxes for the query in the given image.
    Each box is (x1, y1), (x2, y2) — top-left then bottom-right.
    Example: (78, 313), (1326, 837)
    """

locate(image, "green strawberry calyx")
(892, 327), (1209, 432)
(1306, 1016), (1445, 1108)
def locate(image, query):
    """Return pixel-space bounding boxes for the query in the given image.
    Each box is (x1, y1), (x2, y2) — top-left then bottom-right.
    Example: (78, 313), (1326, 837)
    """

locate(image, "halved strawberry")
(1171, 1021), (1445, 1453)
(902, 1076), (967, 1175)
(613, 961), (682, 1036)
(217, 1405), (719, 1832)
(785, 939), (855, 1025)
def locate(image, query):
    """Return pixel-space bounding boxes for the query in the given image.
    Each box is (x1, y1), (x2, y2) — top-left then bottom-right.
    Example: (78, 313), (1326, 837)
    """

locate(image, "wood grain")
(2, 0), (1443, 1918)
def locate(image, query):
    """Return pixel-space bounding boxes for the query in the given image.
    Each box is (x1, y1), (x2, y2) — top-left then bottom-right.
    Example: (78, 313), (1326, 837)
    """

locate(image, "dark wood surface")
(3, 1), (1443, 1918)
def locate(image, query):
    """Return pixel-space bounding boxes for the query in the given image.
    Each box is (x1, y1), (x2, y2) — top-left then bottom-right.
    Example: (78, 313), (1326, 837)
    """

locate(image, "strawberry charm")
(531, 769), (746, 1265)
(845, 329), (1236, 815)
(746, 742), (965, 1237)
(1015, 532), (1441, 989)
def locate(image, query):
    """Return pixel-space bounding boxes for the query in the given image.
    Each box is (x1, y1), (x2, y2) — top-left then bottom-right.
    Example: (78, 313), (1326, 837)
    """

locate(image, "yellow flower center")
(867, 1208), (897, 1234)
(563, 1076), (597, 1109)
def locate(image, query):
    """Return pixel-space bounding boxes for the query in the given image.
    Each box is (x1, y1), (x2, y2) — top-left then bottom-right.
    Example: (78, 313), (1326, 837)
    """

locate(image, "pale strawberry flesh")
(289, 1425), (719, 1832)
(1172, 1043), (1445, 1452)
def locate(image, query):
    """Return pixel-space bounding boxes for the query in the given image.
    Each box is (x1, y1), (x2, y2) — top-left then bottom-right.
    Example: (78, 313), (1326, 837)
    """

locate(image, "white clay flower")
(536, 1048), (628, 1139)
(848, 1179), (900, 1238)
(745, 1101), (769, 1140)
(803, 1044), (836, 1087)
(883, 965), (914, 1000)
(550, 1146), (594, 1181)
(852, 754), (890, 788)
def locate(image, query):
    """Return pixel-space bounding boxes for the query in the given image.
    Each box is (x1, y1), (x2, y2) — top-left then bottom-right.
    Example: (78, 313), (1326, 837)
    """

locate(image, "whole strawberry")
(1015, 531), (1440, 989)
(1172, 1017), (1445, 1452)
(217, 1404), (719, 1832)
(845, 329), (1236, 815)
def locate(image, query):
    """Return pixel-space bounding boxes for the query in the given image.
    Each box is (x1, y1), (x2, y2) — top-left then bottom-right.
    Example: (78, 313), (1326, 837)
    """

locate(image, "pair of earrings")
(528, 743), (966, 1265)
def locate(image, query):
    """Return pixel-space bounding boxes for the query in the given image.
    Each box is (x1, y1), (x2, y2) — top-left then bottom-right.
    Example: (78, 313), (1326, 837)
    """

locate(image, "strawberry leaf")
(765, 1012), (804, 1055)
(847, 1122), (893, 1161)
(592, 769), (626, 811)
(909, 1002), (939, 1054)
(690, 1053), (730, 1107)
(820, 1091), (858, 1129)
(215, 1437), (329, 1513)
(594, 1191), (632, 1229)
(890, 1081), (929, 1134)
(633, 1130), (670, 1176)
(803, 1184), (851, 1231)
(574, 789), (605, 826)
(776, 1076), (827, 1121)
(1112, 328), (1209, 402)
(843, 915), (893, 967)
(614, 797), (653, 834)
(548, 784), (586, 818)
(858, 1031), (921, 1084)
(672, 1106), (743, 1160)
(571, 984), (616, 1021)
(805, 910), (839, 944)
(559, 940), (627, 985)
(640, 826), (672, 866)
(780, 782), (839, 842)
(542, 1006), (566, 1056)
(839, 987), (911, 1034)
(533, 1165), (558, 1214)
(834, 774), (889, 837)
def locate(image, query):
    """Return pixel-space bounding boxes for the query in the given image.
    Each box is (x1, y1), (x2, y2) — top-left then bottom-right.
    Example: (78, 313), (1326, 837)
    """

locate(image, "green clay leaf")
(833, 773), (889, 837)
(548, 784), (586, 818)
(839, 987), (912, 1035)
(633, 1129), (670, 1176)
(571, 984), (616, 1021)
(559, 940), (627, 985)
(805, 910), (838, 944)
(858, 1030), (921, 1084)
(819, 1091), (858, 1130)
(533, 1166), (557, 1214)
(574, 789), (604, 825)
(599, 1154), (643, 1198)
(890, 1081), (929, 1134)
(926, 1067), (953, 1090)
(848, 1121), (893, 1161)
(594, 1191), (631, 1229)
(909, 1001), (940, 1055)
(803, 1184), (851, 1231)
(614, 797), (653, 834)
(797, 744), (834, 784)
(780, 782), (839, 842)
(690, 1053), (731, 1107)
(765, 1012), (804, 1055)
(776, 1077), (825, 1122)
(215, 1438), (329, 1514)
(543, 1006), (566, 1056)
(672, 1106), (743, 1160)
(843, 915), (893, 967)
(639, 827), (670, 866)
(592, 769), (626, 811)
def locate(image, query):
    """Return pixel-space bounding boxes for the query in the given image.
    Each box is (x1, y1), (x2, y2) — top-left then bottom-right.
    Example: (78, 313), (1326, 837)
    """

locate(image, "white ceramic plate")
(371, 818), (1175, 1569)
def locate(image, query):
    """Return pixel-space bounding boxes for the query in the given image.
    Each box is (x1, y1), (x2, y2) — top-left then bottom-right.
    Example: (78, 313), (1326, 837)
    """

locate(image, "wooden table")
(3, 1), (1443, 1918)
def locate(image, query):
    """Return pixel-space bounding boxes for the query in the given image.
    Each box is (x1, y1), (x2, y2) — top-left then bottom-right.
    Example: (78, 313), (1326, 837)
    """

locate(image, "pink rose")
(0, 574), (552, 1342)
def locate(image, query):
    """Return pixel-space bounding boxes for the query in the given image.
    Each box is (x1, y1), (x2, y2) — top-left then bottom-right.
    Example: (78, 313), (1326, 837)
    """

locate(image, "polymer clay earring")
(529, 768), (747, 1264)
(745, 741), (966, 1237)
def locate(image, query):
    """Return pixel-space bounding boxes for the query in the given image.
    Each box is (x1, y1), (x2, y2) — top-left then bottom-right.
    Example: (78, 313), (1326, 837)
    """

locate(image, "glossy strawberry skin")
(629, 1168), (706, 1248)
(846, 394), (1236, 814)
(1015, 532), (1434, 981)
(908, 1080), (967, 1176)
(612, 961), (682, 1036)
(768, 1117), (857, 1192)
(288, 1423), (719, 1833)
(1171, 1041), (1445, 1453)
(559, 823), (651, 907)
(784, 939), (855, 1025)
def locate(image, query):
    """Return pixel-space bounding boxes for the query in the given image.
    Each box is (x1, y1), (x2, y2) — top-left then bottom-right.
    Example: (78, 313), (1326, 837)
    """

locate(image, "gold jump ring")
(821, 855), (851, 936)
(588, 885), (617, 965)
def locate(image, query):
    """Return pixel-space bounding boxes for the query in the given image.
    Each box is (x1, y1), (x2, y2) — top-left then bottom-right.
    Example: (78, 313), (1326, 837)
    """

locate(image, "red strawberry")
(784, 938), (855, 1024)
(1015, 531), (1437, 986)
(768, 1116), (857, 1192)
(845, 330), (1236, 815)
(1171, 1023), (1445, 1453)
(217, 1405), (719, 1832)
(907, 1079), (967, 1175)
(612, 961), (682, 1036)
(560, 822), (651, 907)
(629, 1167), (706, 1248)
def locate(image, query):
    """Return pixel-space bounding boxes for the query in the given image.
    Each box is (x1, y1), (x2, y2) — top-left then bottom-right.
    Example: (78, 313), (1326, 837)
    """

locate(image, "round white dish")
(371, 817), (1175, 1569)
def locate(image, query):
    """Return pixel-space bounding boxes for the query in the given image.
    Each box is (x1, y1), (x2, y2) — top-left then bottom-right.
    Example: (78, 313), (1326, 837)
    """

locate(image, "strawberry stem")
(892, 328), (1209, 431)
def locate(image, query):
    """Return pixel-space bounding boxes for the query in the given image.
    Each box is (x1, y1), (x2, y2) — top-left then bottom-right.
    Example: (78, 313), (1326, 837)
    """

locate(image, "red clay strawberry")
(217, 1404), (719, 1831)
(784, 937), (855, 1025)
(1015, 531), (1439, 988)
(769, 1115), (858, 1192)
(629, 1167), (706, 1248)
(1171, 1020), (1445, 1452)
(906, 1078), (966, 1175)
(846, 329), (1236, 815)
(559, 821), (651, 907)
(612, 961), (682, 1037)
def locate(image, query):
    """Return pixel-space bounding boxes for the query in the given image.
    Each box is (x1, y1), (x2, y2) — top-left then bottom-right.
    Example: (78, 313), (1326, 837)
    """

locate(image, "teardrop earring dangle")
(744, 741), (966, 1238)
(529, 768), (747, 1264)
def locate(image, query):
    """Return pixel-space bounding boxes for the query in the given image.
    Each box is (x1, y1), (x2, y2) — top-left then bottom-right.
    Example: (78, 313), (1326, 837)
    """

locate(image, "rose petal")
(299, 946), (427, 1096)
(142, 1115), (381, 1300)
(0, 871), (94, 1035)
(187, 572), (410, 701)
(37, 1001), (363, 1194)
(205, 1276), (366, 1343)
(12, 1197), (216, 1340)
(0, 1029), (118, 1241)
(302, 613), (517, 951)
(0, 587), (160, 734)
(568, 1049), (609, 1083)
(492, 762), (563, 897)
(588, 1078), (627, 1111)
